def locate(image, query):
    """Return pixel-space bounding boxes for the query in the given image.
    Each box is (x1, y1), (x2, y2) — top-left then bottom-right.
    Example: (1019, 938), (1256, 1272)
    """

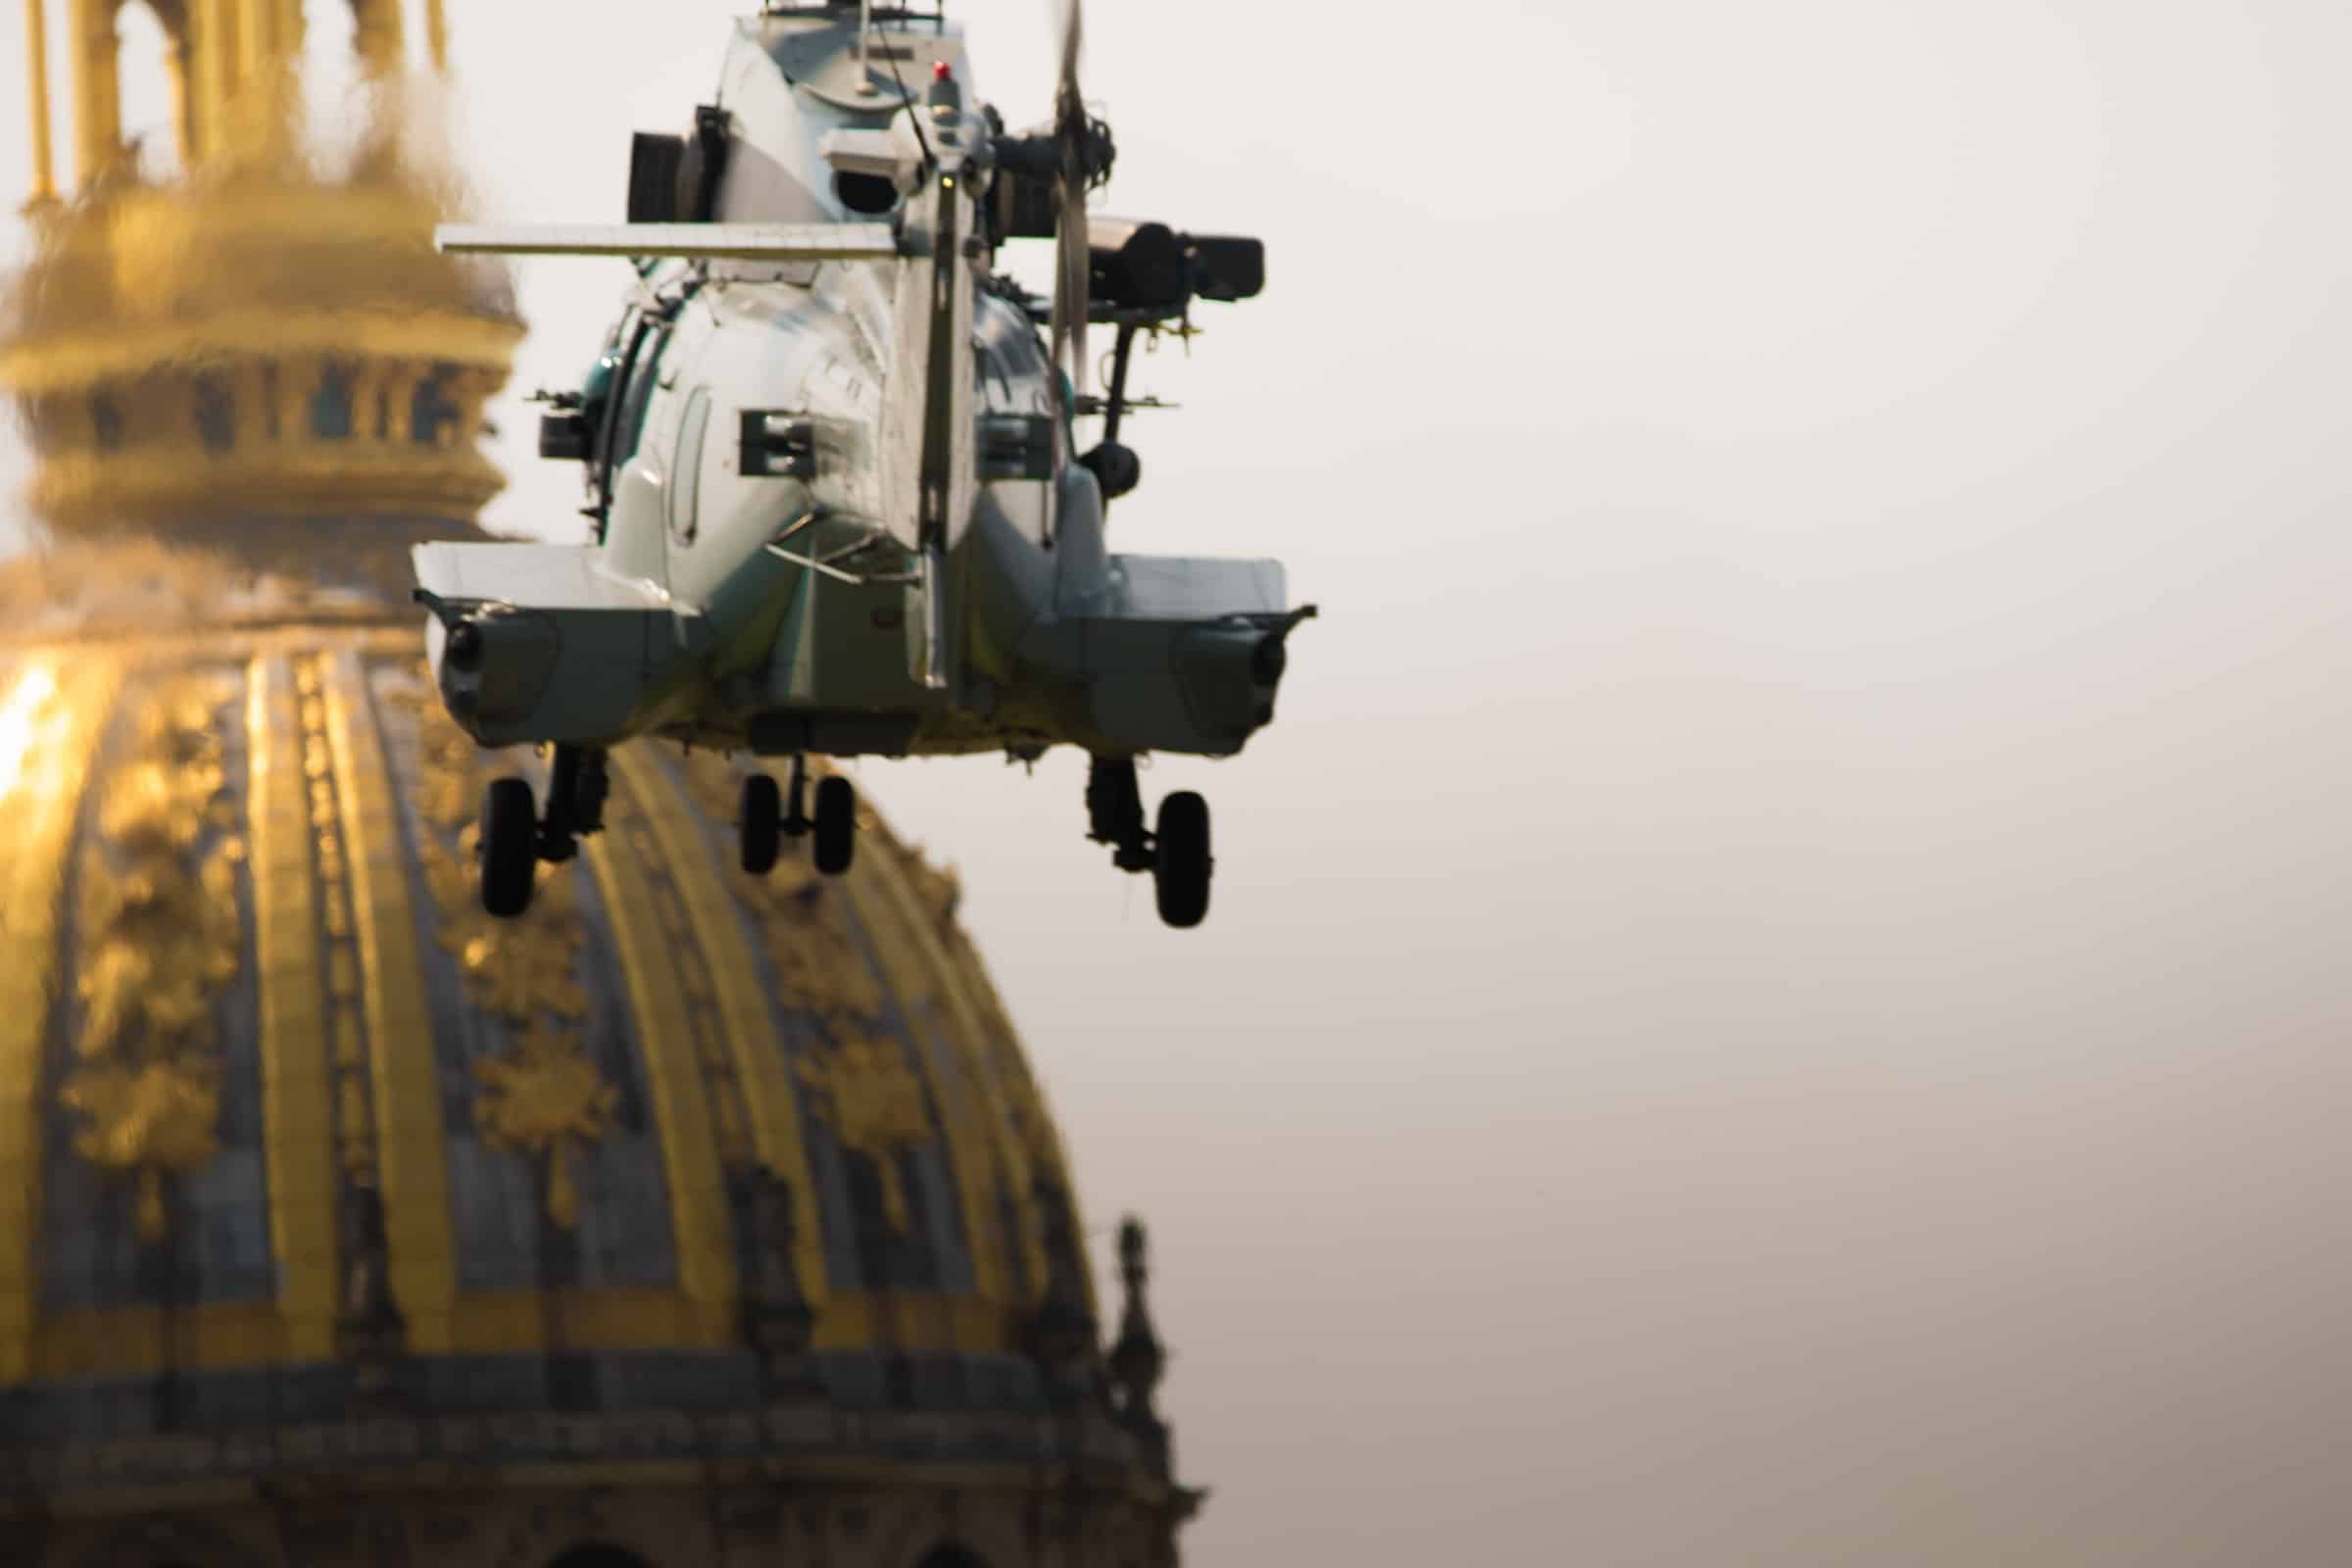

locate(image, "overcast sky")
(8, 2), (2352, 1563)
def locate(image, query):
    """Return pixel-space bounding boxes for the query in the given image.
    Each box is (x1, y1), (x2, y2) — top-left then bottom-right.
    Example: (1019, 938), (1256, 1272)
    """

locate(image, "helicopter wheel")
(479, 775), (539, 919)
(1152, 791), (1211, 929)
(740, 772), (782, 876)
(813, 774), (857, 875)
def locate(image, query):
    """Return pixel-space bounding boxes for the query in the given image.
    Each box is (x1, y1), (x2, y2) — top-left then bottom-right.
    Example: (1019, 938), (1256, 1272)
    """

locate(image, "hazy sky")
(8, 2), (2352, 1563)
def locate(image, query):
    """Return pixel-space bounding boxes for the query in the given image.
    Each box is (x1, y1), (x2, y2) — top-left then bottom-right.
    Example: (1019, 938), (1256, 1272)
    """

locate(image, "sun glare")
(0, 662), (61, 802)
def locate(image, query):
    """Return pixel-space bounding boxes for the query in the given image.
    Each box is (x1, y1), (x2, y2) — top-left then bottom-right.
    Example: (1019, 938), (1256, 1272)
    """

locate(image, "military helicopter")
(414, 0), (1307, 930)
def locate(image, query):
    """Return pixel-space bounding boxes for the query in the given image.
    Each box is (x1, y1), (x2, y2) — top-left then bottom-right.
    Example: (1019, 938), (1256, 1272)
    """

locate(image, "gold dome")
(2, 165), (522, 527)
(1, 0), (521, 531)
(0, 558), (1190, 1566)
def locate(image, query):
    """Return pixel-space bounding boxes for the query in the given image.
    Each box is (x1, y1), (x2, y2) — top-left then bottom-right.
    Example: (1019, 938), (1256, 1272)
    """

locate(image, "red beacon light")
(925, 58), (962, 116)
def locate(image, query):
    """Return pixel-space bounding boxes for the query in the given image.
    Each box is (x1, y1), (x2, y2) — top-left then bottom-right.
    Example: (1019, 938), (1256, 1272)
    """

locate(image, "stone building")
(0, 5), (1191, 1564)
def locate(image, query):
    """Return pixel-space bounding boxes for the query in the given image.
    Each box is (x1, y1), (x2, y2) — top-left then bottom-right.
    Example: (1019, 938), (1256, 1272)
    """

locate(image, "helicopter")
(413, 0), (1309, 930)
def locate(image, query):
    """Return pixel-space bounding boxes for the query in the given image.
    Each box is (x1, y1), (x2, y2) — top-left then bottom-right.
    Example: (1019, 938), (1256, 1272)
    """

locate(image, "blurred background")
(6, 1), (2351, 1561)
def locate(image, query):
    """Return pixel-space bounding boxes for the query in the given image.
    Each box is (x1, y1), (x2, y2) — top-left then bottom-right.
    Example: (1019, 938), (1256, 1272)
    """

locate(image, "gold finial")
(2, 0), (522, 539)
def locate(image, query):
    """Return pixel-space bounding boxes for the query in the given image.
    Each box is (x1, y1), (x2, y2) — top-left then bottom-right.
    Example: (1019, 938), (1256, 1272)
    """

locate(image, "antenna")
(857, 0), (876, 95)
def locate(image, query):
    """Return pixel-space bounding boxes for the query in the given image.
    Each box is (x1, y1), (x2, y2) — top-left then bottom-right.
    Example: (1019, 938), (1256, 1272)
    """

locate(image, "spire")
(1108, 1214), (1171, 1476)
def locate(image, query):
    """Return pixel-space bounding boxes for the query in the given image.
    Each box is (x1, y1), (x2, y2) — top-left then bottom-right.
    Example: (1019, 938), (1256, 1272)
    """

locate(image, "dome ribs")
(577, 802), (739, 1347)
(607, 745), (829, 1320)
(246, 652), (338, 1365)
(0, 655), (121, 1385)
(855, 825), (1057, 1322)
(832, 847), (1012, 1311)
(318, 648), (458, 1355)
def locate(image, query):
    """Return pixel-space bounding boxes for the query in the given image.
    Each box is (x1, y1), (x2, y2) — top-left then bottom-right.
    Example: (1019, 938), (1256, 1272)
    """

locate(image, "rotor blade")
(1049, 263), (1066, 388)
(1046, 0), (1091, 396)
(1048, 214), (1073, 392)
(1048, 147), (1092, 395)
(1056, 0), (1084, 122)
(1061, 169), (1090, 394)
(436, 221), (898, 263)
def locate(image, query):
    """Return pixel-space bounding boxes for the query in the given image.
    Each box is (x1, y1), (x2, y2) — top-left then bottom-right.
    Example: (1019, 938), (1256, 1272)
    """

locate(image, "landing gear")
(738, 755), (856, 879)
(1086, 758), (1214, 929)
(813, 774), (857, 875)
(476, 745), (609, 919)
(540, 744), (608, 862)
(1087, 756), (1152, 871)
(480, 777), (538, 918)
(1152, 791), (1211, 929)
(740, 772), (782, 875)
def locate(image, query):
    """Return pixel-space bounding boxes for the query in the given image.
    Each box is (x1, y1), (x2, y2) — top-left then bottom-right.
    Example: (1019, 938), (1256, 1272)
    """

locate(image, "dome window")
(313, 364), (356, 440)
(192, 372), (233, 453)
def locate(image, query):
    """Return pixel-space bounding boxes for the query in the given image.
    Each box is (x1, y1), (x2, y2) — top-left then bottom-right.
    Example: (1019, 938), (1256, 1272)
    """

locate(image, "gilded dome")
(0, 549), (1189, 1567)
(0, 164), (524, 527)
(1, 0), (523, 533)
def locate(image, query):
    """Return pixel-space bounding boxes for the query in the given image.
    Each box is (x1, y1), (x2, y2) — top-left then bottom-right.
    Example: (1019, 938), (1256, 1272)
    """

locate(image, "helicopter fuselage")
(411, 2), (1302, 925)
(417, 8), (1296, 764)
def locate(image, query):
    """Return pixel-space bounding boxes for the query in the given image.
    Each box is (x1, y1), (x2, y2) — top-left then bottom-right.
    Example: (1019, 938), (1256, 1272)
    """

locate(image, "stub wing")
(411, 541), (681, 751)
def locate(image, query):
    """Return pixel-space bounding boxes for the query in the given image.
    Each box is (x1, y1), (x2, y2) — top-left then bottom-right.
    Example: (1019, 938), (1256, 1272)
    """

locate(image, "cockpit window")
(591, 314), (672, 535)
(614, 327), (670, 464)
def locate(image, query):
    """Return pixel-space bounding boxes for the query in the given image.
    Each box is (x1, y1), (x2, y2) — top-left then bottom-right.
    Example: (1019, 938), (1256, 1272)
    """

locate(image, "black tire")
(480, 776), (539, 919)
(1153, 791), (1211, 929)
(813, 774), (857, 875)
(740, 772), (782, 875)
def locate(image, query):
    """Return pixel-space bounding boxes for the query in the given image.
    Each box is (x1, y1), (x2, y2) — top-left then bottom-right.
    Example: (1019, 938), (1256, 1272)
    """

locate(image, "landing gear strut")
(478, 745), (609, 919)
(1088, 756), (1153, 871)
(541, 744), (608, 861)
(1087, 757), (1213, 929)
(738, 755), (857, 879)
